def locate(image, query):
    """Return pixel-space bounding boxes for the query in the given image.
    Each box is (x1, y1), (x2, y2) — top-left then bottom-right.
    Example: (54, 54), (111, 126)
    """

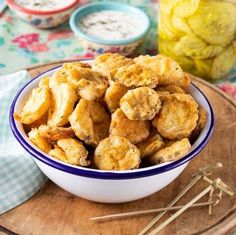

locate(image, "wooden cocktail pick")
(138, 162), (223, 235)
(147, 177), (234, 235)
(90, 201), (215, 222)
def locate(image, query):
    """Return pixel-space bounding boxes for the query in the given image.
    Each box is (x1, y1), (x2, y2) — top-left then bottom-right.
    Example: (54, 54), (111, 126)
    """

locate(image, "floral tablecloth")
(0, 0), (235, 99)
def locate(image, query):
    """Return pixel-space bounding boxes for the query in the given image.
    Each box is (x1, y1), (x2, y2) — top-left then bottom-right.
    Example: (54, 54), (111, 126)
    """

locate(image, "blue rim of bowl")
(9, 62), (214, 180)
(69, 2), (151, 45)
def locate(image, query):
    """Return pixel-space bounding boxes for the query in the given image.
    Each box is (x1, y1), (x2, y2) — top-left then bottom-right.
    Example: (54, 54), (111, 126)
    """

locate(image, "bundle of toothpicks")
(90, 163), (234, 234)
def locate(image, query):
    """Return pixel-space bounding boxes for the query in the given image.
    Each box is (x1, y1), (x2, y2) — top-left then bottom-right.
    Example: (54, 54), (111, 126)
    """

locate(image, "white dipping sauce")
(78, 10), (142, 41)
(15, 0), (75, 11)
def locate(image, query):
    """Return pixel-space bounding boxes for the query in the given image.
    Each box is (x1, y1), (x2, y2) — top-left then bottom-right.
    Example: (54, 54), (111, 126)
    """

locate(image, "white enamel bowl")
(9, 61), (214, 203)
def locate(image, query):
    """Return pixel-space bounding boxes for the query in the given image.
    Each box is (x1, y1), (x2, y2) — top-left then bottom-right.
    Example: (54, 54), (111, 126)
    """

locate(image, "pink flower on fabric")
(12, 33), (39, 48)
(28, 43), (49, 53)
(218, 83), (236, 100)
(6, 16), (14, 23)
(47, 30), (73, 41)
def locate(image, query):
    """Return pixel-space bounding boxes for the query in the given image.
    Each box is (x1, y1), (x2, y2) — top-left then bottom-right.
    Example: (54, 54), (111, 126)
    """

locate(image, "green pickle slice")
(194, 59), (213, 79)
(174, 35), (224, 59)
(187, 0), (236, 45)
(211, 44), (236, 80)
(161, 0), (179, 15)
(173, 0), (200, 17)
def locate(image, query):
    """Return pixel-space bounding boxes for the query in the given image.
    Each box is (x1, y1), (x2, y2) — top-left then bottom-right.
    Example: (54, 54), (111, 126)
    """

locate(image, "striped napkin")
(0, 70), (47, 215)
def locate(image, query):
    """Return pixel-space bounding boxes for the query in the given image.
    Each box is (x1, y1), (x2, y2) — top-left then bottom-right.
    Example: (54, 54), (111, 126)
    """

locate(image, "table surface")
(0, 0), (236, 100)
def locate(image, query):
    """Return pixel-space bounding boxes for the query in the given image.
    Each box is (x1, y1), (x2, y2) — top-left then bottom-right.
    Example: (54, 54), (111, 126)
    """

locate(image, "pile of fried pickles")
(15, 53), (207, 171)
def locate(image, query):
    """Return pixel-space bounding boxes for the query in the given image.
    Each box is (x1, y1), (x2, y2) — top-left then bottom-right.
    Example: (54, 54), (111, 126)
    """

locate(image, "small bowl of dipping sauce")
(6, 0), (78, 28)
(69, 2), (150, 56)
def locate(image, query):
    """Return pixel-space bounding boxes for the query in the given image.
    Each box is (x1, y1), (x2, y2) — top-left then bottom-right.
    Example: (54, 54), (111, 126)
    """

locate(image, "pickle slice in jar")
(174, 35), (224, 59)
(174, 35), (207, 57)
(158, 37), (194, 71)
(158, 13), (179, 41)
(194, 58), (213, 79)
(173, 0), (200, 17)
(171, 15), (193, 35)
(211, 45), (236, 80)
(161, 0), (178, 15)
(187, 1), (236, 45)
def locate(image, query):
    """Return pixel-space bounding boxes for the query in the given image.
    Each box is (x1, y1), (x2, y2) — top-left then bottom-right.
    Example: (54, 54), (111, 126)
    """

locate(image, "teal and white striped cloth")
(0, 71), (47, 215)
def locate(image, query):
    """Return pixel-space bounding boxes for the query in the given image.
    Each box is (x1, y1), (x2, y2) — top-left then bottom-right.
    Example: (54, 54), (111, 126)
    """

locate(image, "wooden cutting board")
(0, 61), (236, 235)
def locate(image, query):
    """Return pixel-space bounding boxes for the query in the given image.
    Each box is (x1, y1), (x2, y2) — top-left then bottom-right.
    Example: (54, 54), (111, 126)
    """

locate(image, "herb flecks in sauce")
(78, 10), (142, 41)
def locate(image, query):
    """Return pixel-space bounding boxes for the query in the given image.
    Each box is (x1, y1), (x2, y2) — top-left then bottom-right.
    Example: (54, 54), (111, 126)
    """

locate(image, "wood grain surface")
(0, 61), (235, 235)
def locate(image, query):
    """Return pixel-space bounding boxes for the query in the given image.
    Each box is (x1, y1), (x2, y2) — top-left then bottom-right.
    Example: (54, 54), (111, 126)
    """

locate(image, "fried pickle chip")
(69, 99), (110, 146)
(134, 54), (190, 87)
(120, 87), (161, 120)
(137, 131), (164, 158)
(105, 82), (128, 113)
(49, 68), (68, 88)
(76, 69), (108, 101)
(156, 85), (186, 94)
(152, 94), (198, 140)
(49, 145), (68, 163)
(23, 112), (48, 133)
(47, 83), (77, 127)
(92, 53), (133, 79)
(114, 63), (159, 88)
(191, 107), (208, 139)
(148, 138), (191, 164)
(94, 136), (140, 170)
(38, 125), (75, 141)
(28, 128), (51, 153)
(110, 109), (150, 144)
(57, 138), (89, 166)
(63, 61), (91, 70)
(39, 76), (50, 88)
(20, 87), (51, 124)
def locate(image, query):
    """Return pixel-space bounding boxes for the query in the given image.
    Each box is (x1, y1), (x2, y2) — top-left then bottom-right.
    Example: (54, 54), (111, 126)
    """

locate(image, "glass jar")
(158, 0), (236, 81)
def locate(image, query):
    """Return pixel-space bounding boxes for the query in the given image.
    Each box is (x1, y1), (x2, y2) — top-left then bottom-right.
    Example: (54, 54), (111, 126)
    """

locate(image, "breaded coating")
(49, 145), (68, 162)
(92, 53), (133, 79)
(94, 136), (140, 170)
(57, 138), (89, 166)
(156, 85), (186, 94)
(23, 113), (48, 133)
(152, 94), (198, 140)
(38, 125), (75, 141)
(63, 61), (91, 70)
(134, 54), (190, 87)
(191, 107), (208, 138)
(69, 99), (110, 146)
(47, 83), (77, 127)
(20, 87), (51, 124)
(75, 68), (108, 101)
(49, 62), (91, 89)
(148, 138), (191, 164)
(114, 63), (159, 88)
(120, 87), (161, 120)
(105, 82), (128, 113)
(110, 109), (150, 144)
(39, 76), (50, 88)
(56, 66), (108, 101)
(28, 128), (51, 153)
(49, 68), (68, 88)
(137, 131), (164, 158)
